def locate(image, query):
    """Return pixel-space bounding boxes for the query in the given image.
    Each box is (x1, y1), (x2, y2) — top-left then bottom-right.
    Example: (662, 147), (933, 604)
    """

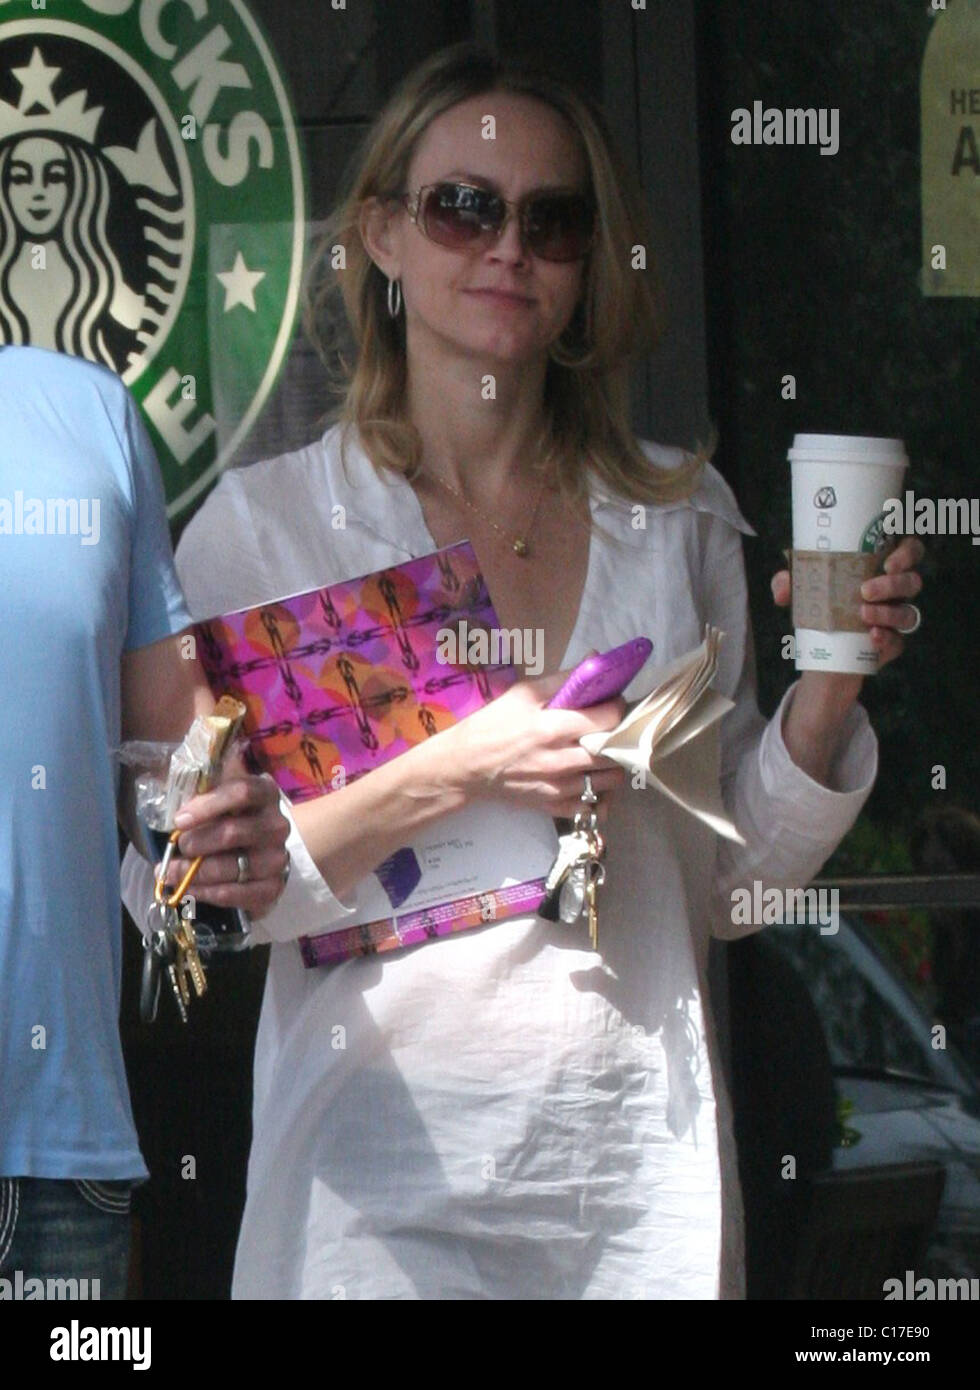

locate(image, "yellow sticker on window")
(922, 1), (980, 297)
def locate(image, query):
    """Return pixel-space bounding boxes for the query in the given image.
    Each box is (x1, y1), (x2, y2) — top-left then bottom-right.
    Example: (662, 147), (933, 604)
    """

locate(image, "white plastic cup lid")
(788, 434), (908, 465)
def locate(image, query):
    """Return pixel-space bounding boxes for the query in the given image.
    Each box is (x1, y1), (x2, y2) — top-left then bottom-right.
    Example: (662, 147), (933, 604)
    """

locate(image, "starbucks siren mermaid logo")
(0, 47), (186, 380)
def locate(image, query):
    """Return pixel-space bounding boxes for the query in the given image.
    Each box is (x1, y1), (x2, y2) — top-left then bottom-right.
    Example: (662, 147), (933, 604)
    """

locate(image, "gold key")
(175, 915), (207, 999)
(585, 858), (605, 951)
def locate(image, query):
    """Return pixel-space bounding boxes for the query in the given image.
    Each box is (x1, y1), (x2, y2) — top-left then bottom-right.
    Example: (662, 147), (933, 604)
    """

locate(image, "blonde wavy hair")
(305, 41), (706, 506)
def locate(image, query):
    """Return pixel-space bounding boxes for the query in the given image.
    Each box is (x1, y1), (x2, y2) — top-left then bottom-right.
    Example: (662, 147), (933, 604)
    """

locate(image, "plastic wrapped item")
(119, 717), (247, 831)
(117, 740), (181, 839)
(117, 735), (252, 957)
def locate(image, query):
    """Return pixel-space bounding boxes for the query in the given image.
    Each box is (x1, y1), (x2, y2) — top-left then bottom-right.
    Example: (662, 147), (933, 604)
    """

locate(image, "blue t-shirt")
(0, 346), (190, 1179)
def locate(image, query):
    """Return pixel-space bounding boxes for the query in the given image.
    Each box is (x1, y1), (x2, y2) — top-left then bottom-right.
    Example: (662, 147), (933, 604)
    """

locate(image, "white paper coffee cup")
(789, 434), (909, 674)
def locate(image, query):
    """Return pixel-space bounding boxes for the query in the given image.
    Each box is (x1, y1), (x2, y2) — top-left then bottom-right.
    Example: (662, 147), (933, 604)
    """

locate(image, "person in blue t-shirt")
(0, 346), (290, 1299)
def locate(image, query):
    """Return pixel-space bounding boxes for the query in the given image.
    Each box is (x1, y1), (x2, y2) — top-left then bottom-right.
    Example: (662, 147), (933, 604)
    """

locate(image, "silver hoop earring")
(387, 277), (402, 318)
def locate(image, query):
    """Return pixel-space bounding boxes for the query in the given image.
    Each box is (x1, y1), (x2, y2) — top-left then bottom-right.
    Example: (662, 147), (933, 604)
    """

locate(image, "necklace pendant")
(513, 537), (529, 558)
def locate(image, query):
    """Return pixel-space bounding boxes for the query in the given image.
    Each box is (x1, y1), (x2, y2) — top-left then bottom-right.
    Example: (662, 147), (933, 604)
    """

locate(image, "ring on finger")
(236, 852), (251, 884)
(895, 603), (922, 635)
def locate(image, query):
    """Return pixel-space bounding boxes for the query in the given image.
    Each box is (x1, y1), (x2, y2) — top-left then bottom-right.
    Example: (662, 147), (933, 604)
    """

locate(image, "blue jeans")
(0, 1177), (132, 1299)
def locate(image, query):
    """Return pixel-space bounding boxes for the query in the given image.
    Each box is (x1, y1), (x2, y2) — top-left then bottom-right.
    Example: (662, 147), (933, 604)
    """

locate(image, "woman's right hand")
(288, 667), (629, 906)
(419, 669), (628, 820)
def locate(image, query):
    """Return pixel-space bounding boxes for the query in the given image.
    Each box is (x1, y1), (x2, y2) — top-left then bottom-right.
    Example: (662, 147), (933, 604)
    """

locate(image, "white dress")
(122, 425), (877, 1299)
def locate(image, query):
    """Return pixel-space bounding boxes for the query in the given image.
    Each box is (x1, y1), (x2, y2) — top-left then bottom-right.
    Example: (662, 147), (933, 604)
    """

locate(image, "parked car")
(728, 911), (980, 1295)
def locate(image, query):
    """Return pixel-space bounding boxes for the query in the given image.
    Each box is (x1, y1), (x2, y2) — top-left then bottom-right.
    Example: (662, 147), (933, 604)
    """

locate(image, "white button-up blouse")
(122, 425), (877, 1299)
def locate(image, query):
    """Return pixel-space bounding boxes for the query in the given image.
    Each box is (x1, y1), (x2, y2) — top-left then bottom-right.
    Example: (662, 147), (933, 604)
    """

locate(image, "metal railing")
(812, 873), (980, 911)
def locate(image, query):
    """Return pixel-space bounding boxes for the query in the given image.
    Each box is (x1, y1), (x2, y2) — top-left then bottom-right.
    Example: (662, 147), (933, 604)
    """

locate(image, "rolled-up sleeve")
(119, 793), (359, 945)
(697, 498), (878, 940)
(252, 796), (359, 944)
(712, 681), (877, 939)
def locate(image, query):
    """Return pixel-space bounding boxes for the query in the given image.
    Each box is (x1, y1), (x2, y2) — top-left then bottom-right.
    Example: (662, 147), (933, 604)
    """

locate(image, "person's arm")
(118, 633), (289, 918)
(116, 629), (211, 857)
(115, 387), (288, 918)
(171, 669), (625, 907)
(149, 465), (625, 942)
(774, 539), (924, 784)
(121, 631), (213, 743)
(117, 465), (347, 943)
(701, 509), (879, 941)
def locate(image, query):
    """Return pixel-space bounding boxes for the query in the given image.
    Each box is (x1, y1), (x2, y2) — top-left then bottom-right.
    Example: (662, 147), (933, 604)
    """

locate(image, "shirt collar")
(323, 424), (434, 555)
(322, 424), (756, 554)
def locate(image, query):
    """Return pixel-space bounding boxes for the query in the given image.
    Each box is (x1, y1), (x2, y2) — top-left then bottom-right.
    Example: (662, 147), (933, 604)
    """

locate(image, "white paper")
(580, 626), (745, 844)
(325, 802), (559, 933)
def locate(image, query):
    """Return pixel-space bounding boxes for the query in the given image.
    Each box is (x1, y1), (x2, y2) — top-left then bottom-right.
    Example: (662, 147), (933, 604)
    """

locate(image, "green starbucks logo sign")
(0, 1), (306, 516)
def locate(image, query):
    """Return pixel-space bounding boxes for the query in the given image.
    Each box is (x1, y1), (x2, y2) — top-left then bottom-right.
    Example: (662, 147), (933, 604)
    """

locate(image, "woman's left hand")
(771, 535), (926, 673)
(771, 536), (925, 784)
(162, 771), (291, 919)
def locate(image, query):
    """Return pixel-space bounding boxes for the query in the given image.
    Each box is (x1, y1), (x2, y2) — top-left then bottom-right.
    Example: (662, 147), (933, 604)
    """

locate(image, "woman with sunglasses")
(125, 42), (923, 1299)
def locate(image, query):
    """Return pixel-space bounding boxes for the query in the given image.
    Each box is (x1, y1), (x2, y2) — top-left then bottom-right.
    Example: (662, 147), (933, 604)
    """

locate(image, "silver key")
(545, 829), (592, 893)
(539, 829), (594, 922)
(150, 902), (189, 1023)
(140, 901), (172, 1024)
(558, 859), (588, 923)
(560, 826), (606, 926)
(161, 904), (191, 1016)
(165, 952), (189, 1023)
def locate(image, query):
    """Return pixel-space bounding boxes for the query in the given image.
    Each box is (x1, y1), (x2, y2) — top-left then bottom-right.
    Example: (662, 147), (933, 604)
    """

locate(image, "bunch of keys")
(135, 694), (247, 1023)
(539, 774), (607, 950)
(140, 833), (208, 1024)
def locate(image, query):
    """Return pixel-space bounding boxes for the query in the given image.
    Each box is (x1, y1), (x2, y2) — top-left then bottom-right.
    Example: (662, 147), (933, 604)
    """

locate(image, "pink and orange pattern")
(195, 542), (516, 802)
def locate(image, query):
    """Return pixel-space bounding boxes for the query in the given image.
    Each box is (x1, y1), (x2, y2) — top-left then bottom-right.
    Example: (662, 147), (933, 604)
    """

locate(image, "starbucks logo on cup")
(0, 3), (306, 517)
(814, 486), (837, 509)
(859, 512), (890, 556)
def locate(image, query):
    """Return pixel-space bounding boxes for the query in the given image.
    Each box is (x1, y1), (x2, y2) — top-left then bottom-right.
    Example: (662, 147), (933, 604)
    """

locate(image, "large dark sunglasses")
(400, 181), (596, 262)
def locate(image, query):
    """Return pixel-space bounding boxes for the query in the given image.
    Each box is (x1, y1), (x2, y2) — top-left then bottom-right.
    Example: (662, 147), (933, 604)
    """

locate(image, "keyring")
(153, 829), (203, 908)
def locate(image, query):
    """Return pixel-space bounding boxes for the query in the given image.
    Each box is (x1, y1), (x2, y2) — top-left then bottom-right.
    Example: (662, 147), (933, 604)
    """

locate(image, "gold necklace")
(425, 467), (550, 558)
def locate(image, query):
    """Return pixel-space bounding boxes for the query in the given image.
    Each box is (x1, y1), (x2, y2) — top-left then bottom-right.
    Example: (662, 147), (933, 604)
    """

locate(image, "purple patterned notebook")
(195, 543), (552, 963)
(195, 542), (517, 802)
